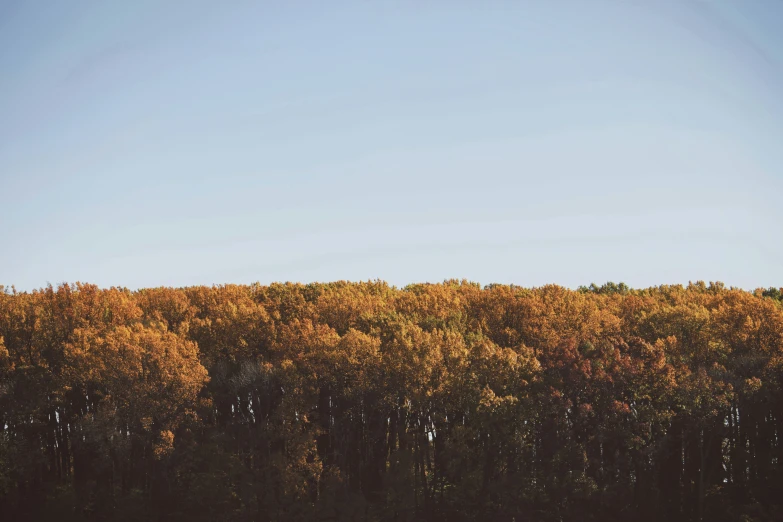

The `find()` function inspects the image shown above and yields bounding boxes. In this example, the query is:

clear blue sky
[1,0,782,291]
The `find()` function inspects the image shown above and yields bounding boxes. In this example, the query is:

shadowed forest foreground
[1,280,782,521]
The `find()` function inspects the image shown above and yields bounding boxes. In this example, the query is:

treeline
[1,280,782,521]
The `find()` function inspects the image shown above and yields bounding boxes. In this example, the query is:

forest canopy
[1,280,782,521]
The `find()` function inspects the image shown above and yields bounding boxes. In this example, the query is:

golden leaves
[153,430,175,459]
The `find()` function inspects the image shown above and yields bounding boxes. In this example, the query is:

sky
[1,0,782,291]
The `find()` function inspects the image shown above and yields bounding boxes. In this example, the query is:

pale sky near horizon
[1,0,782,291]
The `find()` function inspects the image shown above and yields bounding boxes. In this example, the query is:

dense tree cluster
[1,280,782,521]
